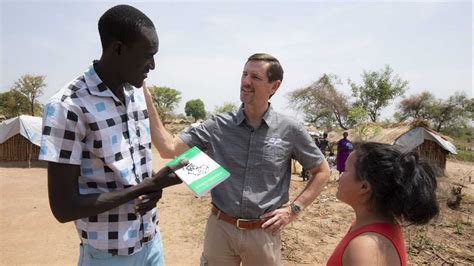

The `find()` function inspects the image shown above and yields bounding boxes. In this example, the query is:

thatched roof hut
[0,115,42,164]
[394,126,456,170]
[327,123,456,170]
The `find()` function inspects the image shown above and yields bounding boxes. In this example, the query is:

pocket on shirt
[262,143,287,167]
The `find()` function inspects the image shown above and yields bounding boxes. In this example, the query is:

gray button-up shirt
[180,104,323,219]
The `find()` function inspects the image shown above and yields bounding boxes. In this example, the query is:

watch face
[291,203,301,213]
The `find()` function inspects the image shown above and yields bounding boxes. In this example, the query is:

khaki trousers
[200,213,282,266]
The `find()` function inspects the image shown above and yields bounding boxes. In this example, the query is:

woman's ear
[359,180,373,198]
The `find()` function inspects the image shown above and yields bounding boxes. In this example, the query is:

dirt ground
[0,153,473,265]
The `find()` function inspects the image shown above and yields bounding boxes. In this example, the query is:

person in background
[336,131,353,174]
[327,142,439,266]
[318,132,330,157]
[301,132,319,181]
[313,132,321,148]
[327,152,336,169]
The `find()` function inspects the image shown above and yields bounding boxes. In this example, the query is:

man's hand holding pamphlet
[166,146,230,197]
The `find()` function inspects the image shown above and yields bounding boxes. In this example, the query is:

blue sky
[1,1,472,120]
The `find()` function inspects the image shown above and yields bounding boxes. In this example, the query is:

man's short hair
[98,5,155,49]
[247,53,284,82]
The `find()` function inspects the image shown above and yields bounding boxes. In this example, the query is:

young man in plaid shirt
[39,5,185,265]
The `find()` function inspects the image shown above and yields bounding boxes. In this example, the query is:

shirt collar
[235,104,246,125]
[235,102,276,128]
[83,62,135,99]
[262,103,276,127]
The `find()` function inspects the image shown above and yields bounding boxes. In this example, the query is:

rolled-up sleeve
[179,116,217,151]
[292,123,324,170]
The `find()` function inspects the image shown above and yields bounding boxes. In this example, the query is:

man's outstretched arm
[143,82,189,158]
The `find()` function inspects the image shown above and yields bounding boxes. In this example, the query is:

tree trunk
[336,117,348,130]
[436,122,443,132]
[338,122,348,130]
[333,112,348,130]
[30,98,35,116]
[370,110,377,122]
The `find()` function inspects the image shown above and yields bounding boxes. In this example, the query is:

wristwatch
[290,202,302,215]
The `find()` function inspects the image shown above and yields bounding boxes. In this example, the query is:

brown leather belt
[211,205,268,230]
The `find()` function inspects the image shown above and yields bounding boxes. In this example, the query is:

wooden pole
[28,142,32,168]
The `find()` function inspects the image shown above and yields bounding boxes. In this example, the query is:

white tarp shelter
[0,115,42,146]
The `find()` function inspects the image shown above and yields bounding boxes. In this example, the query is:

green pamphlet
[166,146,230,198]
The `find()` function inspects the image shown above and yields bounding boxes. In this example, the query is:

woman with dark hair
[327,142,439,266]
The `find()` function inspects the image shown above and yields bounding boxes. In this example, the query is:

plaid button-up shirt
[39,64,156,255]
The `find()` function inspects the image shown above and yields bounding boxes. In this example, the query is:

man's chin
[131,80,144,88]
[240,93,253,102]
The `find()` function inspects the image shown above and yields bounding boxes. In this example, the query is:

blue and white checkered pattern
[39,64,156,256]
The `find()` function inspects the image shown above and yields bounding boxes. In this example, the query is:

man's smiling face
[240,60,279,106]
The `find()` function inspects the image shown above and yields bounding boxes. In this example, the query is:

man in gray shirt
[144,53,330,265]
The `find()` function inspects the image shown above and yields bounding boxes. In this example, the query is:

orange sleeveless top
[327,223,407,266]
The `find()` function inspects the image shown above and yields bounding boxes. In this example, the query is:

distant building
[394,126,457,170]
[330,124,457,170]
[0,115,42,166]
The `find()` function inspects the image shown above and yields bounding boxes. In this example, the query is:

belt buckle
[236,218,251,230]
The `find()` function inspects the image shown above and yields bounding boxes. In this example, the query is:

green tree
[396,91,435,121]
[288,74,353,130]
[148,86,181,123]
[214,102,238,114]
[347,105,369,125]
[13,74,46,116]
[427,92,467,132]
[0,90,42,118]
[185,99,206,122]
[465,98,474,121]
[349,65,408,122]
